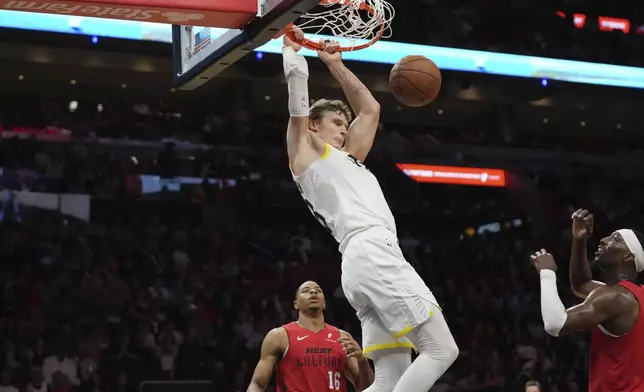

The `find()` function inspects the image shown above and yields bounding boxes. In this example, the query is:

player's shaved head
[294,281,326,312]
[295,281,322,299]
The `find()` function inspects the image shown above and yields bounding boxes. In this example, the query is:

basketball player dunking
[279,28,458,392]
[530,209,644,391]
[247,281,373,392]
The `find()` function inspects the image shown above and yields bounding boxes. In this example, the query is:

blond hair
[309,99,353,123]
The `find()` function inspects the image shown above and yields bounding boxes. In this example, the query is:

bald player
[530,208,644,392]
[247,281,374,392]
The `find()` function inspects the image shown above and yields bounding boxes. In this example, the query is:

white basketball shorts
[340,227,441,358]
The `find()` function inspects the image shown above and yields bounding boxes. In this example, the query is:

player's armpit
[559,287,630,336]
[247,327,287,392]
[571,280,605,300]
[287,120,327,175]
[286,117,311,159]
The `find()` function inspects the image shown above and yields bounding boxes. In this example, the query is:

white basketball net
[297,0,395,47]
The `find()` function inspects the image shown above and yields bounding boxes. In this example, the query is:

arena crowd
[3,99,642,392]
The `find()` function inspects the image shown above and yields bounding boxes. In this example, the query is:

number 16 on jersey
[327,371,341,390]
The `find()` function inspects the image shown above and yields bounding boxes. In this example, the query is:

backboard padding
[173,0,319,90]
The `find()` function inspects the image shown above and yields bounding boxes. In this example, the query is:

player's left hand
[339,335,365,361]
[530,248,558,273]
[282,25,303,52]
[317,39,342,64]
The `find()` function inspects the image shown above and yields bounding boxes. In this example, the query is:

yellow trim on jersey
[363,342,417,356]
[392,325,415,339]
[391,307,442,339]
[320,143,331,160]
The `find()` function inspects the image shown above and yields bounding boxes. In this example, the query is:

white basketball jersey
[293,143,397,249]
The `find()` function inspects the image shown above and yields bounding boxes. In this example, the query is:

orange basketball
[389,55,442,107]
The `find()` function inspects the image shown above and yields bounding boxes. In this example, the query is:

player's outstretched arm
[317,41,380,162]
[247,328,287,392]
[340,330,374,392]
[570,209,604,299]
[283,29,313,166]
[530,250,628,337]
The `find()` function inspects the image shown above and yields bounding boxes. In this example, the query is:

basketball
[389,55,442,107]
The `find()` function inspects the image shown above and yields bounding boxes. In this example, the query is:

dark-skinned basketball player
[247,281,374,392]
[530,208,644,392]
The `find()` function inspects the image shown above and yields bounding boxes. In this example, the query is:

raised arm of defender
[530,250,633,337]
[570,209,605,298]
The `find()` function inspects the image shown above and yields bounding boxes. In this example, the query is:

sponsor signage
[1,0,256,27]
[558,11,635,35]
[396,163,506,187]
[1,125,72,140]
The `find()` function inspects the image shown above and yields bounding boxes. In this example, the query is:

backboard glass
[172,0,319,90]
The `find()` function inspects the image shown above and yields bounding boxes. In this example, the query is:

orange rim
[284,0,385,52]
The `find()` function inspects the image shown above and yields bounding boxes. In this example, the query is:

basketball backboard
[172,0,319,90]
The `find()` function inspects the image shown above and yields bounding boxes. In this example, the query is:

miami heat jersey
[293,143,396,249]
[589,281,644,392]
[276,322,347,392]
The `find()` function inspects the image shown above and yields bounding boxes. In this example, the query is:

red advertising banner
[557,11,632,35]
[1,125,71,141]
[1,0,257,27]
[598,16,630,33]
[573,13,587,29]
[397,163,507,187]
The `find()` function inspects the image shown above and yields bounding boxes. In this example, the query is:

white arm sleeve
[282,46,310,117]
[539,270,568,337]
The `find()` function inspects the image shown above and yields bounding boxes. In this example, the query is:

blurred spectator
[3,87,644,392]
[0,369,18,392]
[25,370,46,392]
[43,350,78,387]
[525,380,542,392]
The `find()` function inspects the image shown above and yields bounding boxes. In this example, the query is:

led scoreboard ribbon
[3,11,644,89]
[396,163,507,187]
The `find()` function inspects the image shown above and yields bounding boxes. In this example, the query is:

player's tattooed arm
[247,328,287,392]
[317,41,380,162]
[340,330,374,392]
[558,286,633,336]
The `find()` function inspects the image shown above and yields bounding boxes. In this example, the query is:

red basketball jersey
[589,281,644,392]
[276,322,347,392]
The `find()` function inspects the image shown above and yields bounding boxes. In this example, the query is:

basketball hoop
[285,0,394,52]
